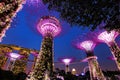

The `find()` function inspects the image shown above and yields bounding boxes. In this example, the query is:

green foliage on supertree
[110,43,120,69]
[32,35,54,80]
[12,49,30,74]
[42,0,120,31]
[0,46,12,68]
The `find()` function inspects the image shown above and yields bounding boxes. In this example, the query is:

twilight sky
[1,1,120,74]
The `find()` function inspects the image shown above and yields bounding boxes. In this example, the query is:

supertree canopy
[37,16,61,37]
[8,52,21,61]
[98,31,119,45]
[0,0,25,42]
[98,30,120,70]
[80,40,95,52]
[75,39,106,80]
[29,16,61,80]
[7,52,21,71]
[61,58,72,65]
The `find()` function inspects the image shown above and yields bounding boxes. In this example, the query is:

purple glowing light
[98,31,119,44]
[61,58,72,65]
[80,40,95,51]
[81,56,98,62]
[8,53,21,61]
[31,51,39,57]
[107,56,116,61]
[37,16,61,37]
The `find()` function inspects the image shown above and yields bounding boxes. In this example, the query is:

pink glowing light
[31,51,39,57]
[107,56,116,61]
[81,56,98,62]
[80,40,95,51]
[8,53,21,61]
[61,58,72,65]
[37,16,61,37]
[98,31,119,44]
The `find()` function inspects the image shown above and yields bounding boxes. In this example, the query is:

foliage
[31,35,54,79]
[0,0,24,41]
[42,0,120,31]
[0,68,120,80]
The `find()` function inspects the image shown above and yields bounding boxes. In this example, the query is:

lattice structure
[12,49,30,74]
[60,58,73,73]
[76,40,106,80]
[7,53,21,71]
[0,44,39,74]
[30,16,61,80]
[0,47,12,69]
[98,31,120,70]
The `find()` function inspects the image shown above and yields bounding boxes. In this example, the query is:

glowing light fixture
[80,40,95,51]
[37,16,61,37]
[62,58,72,65]
[98,31,119,45]
[9,53,21,61]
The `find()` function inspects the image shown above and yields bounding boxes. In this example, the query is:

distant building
[72,68,77,75]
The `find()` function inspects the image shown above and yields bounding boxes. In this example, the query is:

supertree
[6,52,21,71]
[29,16,61,80]
[0,46,12,69]
[60,58,73,73]
[12,49,30,74]
[75,40,106,80]
[98,31,120,70]
[0,0,25,41]
[29,52,38,72]
[0,44,39,72]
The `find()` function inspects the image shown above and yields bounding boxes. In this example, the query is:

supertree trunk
[0,0,24,41]
[65,64,70,73]
[87,51,106,80]
[109,41,120,70]
[0,55,7,69]
[31,34,53,80]
[12,49,30,74]
[31,56,37,71]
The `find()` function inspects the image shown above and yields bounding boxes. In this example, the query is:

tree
[42,0,120,31]
[0,0,24,41]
